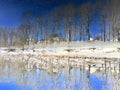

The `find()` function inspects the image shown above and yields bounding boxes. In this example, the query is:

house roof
[49,34,61,38]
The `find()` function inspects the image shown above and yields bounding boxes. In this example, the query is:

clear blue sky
[0,0,96,26]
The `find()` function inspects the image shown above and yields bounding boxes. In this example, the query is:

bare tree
[110,0,120,41]
[76,6,84,41]
[63,5,75,43]
[77,2,94,41]
[116,22,120,41]
[20,10,35,45]
[35,16,43,43]
[54,7,62,35]
[97,0,110,42]
[8,27,15,46]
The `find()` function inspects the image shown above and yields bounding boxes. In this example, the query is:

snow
[0,41,120,59]
[32,41,120,59]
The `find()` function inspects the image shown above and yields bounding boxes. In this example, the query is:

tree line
[0,0,120,48]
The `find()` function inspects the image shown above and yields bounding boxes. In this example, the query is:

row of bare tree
[0,0,120,48]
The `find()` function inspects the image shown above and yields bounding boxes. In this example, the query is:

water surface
[0,60,119,90]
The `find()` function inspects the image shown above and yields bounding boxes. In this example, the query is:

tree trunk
[103,19,106,42]
[67,19,71,43]
[108,24,111,41]
[112,25,115,42]
[73,21,77,41]
[86,27,90,41]
[86,18,90,41]
[117,30,120,41]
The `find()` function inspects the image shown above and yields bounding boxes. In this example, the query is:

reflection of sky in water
[0,62,119,90]
[0,82,31,90]
[90,75,103,90]
[0,68,103,90]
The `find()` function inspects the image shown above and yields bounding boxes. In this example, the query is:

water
[0,60,119,90]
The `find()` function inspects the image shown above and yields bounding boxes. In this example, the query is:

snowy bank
[1,41,120,59]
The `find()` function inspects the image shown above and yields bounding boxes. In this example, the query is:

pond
[0,60,119,90]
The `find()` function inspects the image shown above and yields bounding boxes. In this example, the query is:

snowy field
[36,41,120,59]
[0,41,120,59]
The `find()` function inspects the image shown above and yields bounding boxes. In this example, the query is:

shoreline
[1,41,120,59]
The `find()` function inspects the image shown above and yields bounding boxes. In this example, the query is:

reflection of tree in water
[94,70,120,90]
[0,60,40,89]
[0,59,120,89]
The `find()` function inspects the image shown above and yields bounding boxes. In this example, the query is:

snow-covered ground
[34,41,120,59]
[0,41,120,59]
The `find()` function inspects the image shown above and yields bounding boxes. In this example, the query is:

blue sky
[0,0,97,26]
